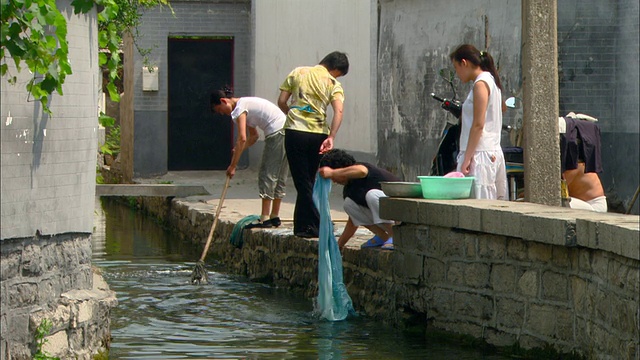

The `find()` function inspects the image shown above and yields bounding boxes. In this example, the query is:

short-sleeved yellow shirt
[279,65,344,135]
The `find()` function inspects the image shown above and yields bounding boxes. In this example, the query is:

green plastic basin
[417,176,475,199]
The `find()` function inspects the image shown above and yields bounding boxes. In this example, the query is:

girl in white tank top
[450,44,508,200]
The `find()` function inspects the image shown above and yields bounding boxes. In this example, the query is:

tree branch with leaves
[1,0,170,115]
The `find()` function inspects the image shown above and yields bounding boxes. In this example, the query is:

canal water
[93,198,508,359]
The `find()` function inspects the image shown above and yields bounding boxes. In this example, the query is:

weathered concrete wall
[1,235,117,359]
[133,0,252,176]
[136,194,639,359]
[377,0,522,179]
[252,0,378,156]
[1,0,100,239]
[376,0,639,212]
[557,0,640,213]
[521,0,561,206]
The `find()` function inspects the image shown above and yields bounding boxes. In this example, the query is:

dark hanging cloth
[560,117,603,174]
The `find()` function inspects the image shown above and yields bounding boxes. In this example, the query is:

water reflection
[94,198,507,359]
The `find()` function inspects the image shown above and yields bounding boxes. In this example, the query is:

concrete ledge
[380,198,640,260]
[96,184,210,197]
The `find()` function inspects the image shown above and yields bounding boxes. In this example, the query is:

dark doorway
[168,36,233,170]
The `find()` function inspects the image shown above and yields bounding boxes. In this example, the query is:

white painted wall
[1,0,99,239]
[251,0,377,155]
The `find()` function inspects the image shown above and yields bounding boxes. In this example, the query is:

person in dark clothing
[318,149,400,250]
[560,116,607,212]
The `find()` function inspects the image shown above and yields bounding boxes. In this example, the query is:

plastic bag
[313,174,356,321]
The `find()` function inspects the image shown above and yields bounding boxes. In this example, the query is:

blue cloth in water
[313,174,356,321]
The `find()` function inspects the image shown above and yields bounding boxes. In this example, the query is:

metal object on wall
[142,66,159,91]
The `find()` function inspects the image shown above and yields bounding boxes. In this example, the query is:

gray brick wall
[130,0,251,176]
[558,0,639,211]
[0,0,99,240]
[558,0,618,130]
[133,1,251,111]
[614,0,639,133]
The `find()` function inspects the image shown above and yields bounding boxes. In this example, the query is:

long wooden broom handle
[199,175,231,262]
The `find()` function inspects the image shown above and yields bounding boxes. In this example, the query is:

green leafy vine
[1,0,170,114]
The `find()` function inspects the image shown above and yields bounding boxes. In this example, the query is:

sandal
[360,235,385,248]
[244,216,282,229]
[244,220,269,229]
[263,217,281,228]
[381,238,394,250]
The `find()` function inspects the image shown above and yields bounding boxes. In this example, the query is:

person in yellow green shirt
[277,51,349,238]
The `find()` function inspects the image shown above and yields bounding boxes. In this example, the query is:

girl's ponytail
[210,85,234,108]
[479,51,503,91]
[222,85,234,98]
[450,44,503,91]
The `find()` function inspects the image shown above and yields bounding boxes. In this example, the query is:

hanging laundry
[313,174,356,321]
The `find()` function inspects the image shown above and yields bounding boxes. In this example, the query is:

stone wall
[1,235,117,359]
[382,198,639,359]
[0,0,118,358]
[137,195,639,359]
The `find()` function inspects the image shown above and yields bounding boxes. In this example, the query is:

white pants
[457,150,508,200]
[569,196,608,213]
[343,189,394,226]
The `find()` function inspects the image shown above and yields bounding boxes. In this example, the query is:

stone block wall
[136,195,639,359]
[1,235,117,359]
[383,198,639,359]
[390,224,638,357]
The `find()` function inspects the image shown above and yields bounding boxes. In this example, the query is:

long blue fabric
[313,174,355,321]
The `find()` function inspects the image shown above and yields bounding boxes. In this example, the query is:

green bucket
[417,176,475,199]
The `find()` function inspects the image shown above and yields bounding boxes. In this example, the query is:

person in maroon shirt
[318,149,400,250]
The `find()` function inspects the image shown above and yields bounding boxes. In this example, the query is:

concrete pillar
[120,32,134,183]
[521,0,561,206]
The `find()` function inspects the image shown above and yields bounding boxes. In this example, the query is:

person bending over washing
[560,116,607,213]
[564,163,607,212]
[318,149,399,250]
[211,88,288,227]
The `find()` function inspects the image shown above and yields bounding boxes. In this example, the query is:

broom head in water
[190,260,209,285]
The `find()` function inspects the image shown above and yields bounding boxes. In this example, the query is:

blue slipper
[381,238,394,250]
[361,235,385,248]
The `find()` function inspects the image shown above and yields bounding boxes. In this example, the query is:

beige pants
[258,130,288,199]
